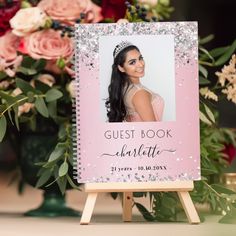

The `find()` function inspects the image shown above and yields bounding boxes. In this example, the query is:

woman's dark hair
[105,45,140,122]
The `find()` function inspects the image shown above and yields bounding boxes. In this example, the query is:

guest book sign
[74,22,200,183]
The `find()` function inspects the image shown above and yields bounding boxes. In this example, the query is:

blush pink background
[76,51,200,183]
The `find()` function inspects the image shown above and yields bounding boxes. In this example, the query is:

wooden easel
[80,181,200,224]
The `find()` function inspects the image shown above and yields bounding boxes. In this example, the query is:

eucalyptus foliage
[0,56,78,193]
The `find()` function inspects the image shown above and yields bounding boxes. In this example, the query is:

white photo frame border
[99,34,176,122]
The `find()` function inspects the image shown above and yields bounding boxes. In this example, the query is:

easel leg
[80,193,98,225]
[122,192,133,222]
[177,191,200,224]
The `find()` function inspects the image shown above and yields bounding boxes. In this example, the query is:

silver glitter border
[75,22,198,71]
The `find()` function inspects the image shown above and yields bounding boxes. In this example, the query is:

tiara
[113,41,132,59]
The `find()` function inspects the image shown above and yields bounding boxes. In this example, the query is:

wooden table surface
[0,172,236,236]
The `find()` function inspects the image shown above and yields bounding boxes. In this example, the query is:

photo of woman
[105,41,164,122]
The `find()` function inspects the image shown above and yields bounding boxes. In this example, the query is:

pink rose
[24,29,73,61]
[10,7,48,36]
[0,31,22,77]
[38,0,103,25]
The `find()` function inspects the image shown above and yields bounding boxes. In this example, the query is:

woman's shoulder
[125,83,152,100]
[126,83,147,94]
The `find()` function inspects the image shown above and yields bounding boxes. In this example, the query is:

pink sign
[74,22,200,183]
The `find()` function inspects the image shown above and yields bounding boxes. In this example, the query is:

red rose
[223,143,236,164]
[101,0,128,22]
[0,0,21,36]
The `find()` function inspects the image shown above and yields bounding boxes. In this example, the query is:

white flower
[10,7,48,36]
[222,85,236,104]
[216,54,236,104]
[67,80,76,98]
[138,0,158,7]
[38,74,55,87]
[200,87,218,101]
[0,80,11,90]
[117,19,129,23]
[12,88,34,116]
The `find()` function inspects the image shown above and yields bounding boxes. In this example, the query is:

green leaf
[29,115,36,131]
[68,154,74,166]
[43,160,59,168]
[48,101,57,118]
[199,76,211,85]
[199,34,214,45]
[201,168,218,175]
[158,205,174,218]
[35,97,49,117]
[0,115,7,142]
[0,104,6,113]
[7,108,14,125]
[16,78,36,94]
[222,129,236,146]
[0,71,7,80]
[162,196,177,208]
[21,56,35,68]
[0,90,16,103]
[53,165,59,178]
[209,46,230,58]
[57,176,67,195]
[48,146,65,162]
[59,161,68,177]
[58,125,66,139]
[33,59,46,71]
[27,91,35,103]
[199,65,208,78]
[35,169,52,188]
[66,175,80,190]
[215,40,236,66]
[17,66,37,75]
[209,192,217,211]
[13,105,20,131]
[34,80,51,93]
[45,89,63,102]
[199,111,212,125]
[211,184,236,195]
[204,104,215,123]
[14,94,27,106]
[135,202,155,221]
[199,47,215,63]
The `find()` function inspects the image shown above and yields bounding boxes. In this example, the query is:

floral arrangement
[0,0,236,223]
